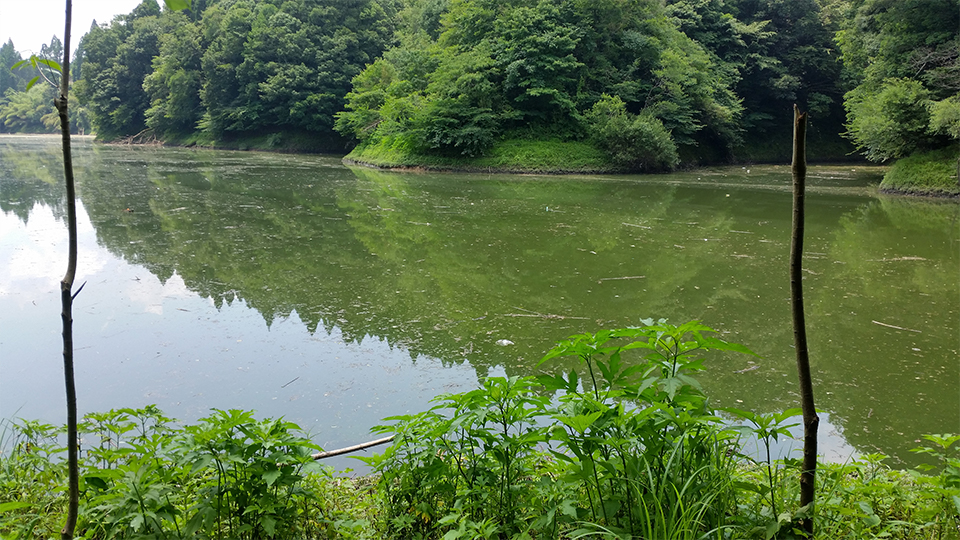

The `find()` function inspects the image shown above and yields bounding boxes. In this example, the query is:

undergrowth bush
[0,406,341,540]
[2,320,959,539]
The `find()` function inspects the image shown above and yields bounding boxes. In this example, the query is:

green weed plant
[2,322,958,539]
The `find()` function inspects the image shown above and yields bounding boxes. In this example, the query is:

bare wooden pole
[790,104,818,537]
[56,2,79,539]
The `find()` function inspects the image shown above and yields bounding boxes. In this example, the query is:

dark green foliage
[731,0,844,132]
[144,12,203,136]
[76,0,165,140]
[69,0,397,142]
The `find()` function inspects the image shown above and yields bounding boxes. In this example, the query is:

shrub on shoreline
[3,323,959,539]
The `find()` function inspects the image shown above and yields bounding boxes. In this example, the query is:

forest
[0,0,958,176]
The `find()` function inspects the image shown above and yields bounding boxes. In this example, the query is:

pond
[1,134,957,470]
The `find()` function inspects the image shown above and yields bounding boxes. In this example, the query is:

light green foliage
[368,320,753,538]
[880,145,960,196]
[338,0,741,170]
[0,406,347,540]
[584,95,679,172]
[725,408,803,537]
[0,86,57,133]
[0,419,67,537]
[0,35,91,134]
[2,392,959,538]
[838,0,959,161]
[368,376,551,538]
[844,78,935,161]
[928,95,960,140]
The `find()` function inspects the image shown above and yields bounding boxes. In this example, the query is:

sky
[0,0,143,56]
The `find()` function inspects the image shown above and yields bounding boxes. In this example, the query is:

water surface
[1,135,957,468]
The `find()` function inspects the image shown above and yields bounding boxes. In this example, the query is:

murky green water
[1,135,957,468]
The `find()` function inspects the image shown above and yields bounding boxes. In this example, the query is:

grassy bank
[140,128,960,199]
[344,137,618,174]
[880,145,960,197]
[3,323,959,540]
[345,128,861,173]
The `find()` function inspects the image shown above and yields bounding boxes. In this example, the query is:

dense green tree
[0,85,57,133]
[337,0,742,167]
[34,0,953,165]
[838,0,959,161]
[144,12,203,135]
[0,35,89,134]
[76,0,165,139]
[730,0,843,133]
[584,94,679,171]
[198,0,398,139]
[0,40,24,97]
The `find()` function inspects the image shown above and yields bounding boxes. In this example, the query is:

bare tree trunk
[55,1,79,539]
[790,104,818,537]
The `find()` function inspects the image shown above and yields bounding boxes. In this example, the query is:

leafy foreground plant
[0,406,360,540]
[368,320,755,539]
[2,323,959,539]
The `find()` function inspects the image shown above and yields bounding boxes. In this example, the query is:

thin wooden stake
[56,2,79,539]
[790,104,818,537]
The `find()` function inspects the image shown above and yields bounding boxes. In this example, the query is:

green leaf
[555,411,602,434]
[25,76,39,91]
[262,468,282,487]
[35,58,61,73]
[163,0,191,10]
[262,515,277,536]
[184,511,204,536]
[0,501,32,512]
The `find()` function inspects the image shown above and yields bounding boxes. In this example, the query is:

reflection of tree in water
[0,136,69,223]
[37,141,956,466]
[810,196,960,465]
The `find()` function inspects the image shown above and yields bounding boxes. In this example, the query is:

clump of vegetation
[0,406,346,539]
[346,136,615,173]
[880,145,960,197]
[3,322,959,539]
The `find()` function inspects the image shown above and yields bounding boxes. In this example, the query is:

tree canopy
[2,0,957,168]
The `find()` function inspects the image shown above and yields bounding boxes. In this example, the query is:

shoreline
[5,133,955,198]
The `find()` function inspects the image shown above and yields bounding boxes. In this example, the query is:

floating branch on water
[312,435,395,460]
[504,307,588,320]
[872,320,922,333]
[598,276,645,282]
